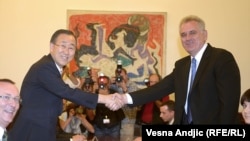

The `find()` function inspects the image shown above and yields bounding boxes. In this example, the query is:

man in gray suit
[114,15,241,125]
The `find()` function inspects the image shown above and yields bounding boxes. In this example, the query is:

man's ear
[50,43,54,52]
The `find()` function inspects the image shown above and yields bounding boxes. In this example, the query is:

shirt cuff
[125,93,133,104]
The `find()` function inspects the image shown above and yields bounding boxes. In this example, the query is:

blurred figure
[62,65,81,89]
[110,68,139,141]
[0,79,20,141]
[62,65,82,107]
[133,99,175,141]
[59,103,94,135]
[137,74,168,126]
[80,67,99,133]
[240,89,250,124]
[57,103,89,141]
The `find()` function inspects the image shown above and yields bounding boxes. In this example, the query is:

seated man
[159,100,175,125]
[133,100,175,141]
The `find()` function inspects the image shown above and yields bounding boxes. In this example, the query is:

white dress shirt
[0,126,5,140]
[184,43,208,113]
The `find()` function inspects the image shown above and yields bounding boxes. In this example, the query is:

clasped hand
[105,93,127,111]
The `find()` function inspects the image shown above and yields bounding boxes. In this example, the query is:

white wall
[0,0,249,111]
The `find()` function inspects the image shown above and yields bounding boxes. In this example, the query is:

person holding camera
[93,74,125,141]
[110,67,140,141]
[58,103,94,136]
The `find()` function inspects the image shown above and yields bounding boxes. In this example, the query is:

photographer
[81,67,100,93]
[58,103,94,135]
[93,74,125,141]
[110,67,140,140]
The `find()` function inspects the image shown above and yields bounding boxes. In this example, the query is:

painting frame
[67,10,167,88]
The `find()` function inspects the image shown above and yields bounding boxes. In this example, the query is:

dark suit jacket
[8,54,98,141]
[129,43,241,124]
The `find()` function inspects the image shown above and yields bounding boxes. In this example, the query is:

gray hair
[179,15,206,31]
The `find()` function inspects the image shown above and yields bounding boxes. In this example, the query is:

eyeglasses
[0,95,22,104]
[54,43,76,51]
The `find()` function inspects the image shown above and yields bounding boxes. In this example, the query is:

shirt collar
[0,126,5,139]
[169,118,175,125]
[55,63,63,75]
[191,43,208,66]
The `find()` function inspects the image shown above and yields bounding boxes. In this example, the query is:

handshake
[99,93,128,111]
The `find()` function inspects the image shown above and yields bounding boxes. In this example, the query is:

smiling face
[242,101,250,124]
[0,81,20,128]
[180,20,207,57]
[50,33,76,68]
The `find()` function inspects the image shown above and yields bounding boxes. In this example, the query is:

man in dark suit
[114,15,241,124]
[8,29,119,141]
[0,79,20,141]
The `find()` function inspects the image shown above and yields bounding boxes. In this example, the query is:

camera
[144,78,150,87]
[115,60,123,83]
[75,106,84,115]
[98,73,108,89]
[82,67,94,92]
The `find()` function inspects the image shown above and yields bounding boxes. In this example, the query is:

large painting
[67,10,167,88]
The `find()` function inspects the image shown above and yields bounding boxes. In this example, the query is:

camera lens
[144,78,150,86]
[99,83,105,89]
[116,75,123,82]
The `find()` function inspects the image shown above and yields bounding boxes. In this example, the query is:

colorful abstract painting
[67,10,167,88]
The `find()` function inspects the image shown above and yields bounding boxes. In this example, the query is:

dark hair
[240,89,250,105]
[50,29,76,44]
[161,100,175,111]
[66,103,78,115]
[149,73,162,81]
[0,78,15,84]
[121,68,127,75]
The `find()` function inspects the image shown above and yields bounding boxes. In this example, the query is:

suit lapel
[192,44,212,88]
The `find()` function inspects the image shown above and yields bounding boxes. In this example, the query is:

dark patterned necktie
[2,130,7,141]
[187,58,196,124]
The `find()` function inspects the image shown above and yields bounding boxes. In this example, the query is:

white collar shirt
[185,43,208,112]
[55,63,63,75]
[0,126,5,140]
